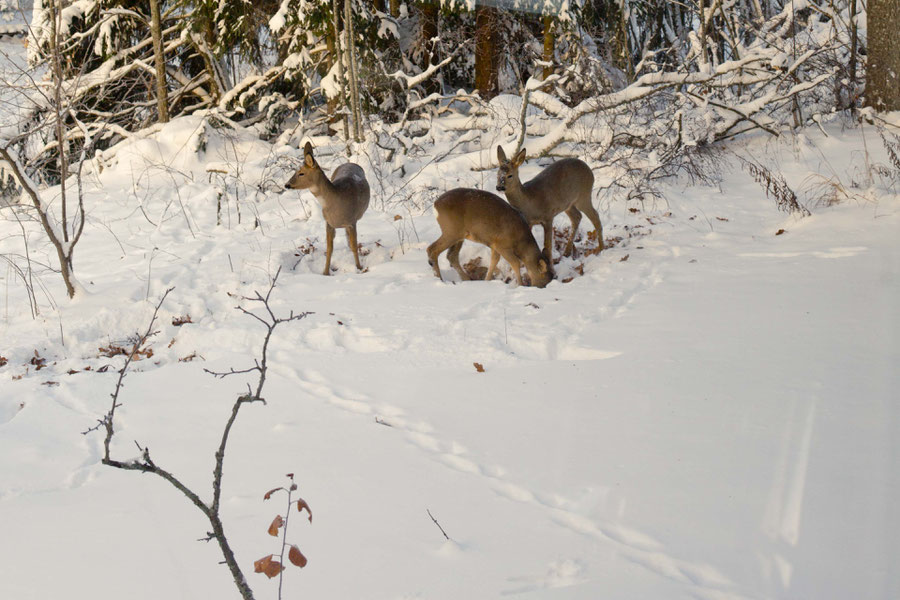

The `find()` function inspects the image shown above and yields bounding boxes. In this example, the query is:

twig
[426,509,450,541]
[87,269,310,600]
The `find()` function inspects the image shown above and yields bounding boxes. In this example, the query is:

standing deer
[285,142,370,275]
[496,146,603,261]
[427,188,552,288]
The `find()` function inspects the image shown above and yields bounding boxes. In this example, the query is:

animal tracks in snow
[289,365,744,599]
[738,246,867,259]
[503,558,586,595]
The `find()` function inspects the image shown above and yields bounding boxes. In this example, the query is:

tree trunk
[542,16,555,80]
[420,0,440,94]
[390,0,399,18]
[331,0,350,139]
[344,0,363,142]
[618,0,633,81]
[475,6,499,100]
[866,0,900,111]
[149,0,169,123]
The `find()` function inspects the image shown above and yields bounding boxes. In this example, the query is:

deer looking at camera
[285,142,370,275]
[496,146,603,261]
[427,188,552,288]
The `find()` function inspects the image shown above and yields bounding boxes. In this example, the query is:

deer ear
[304,153,315,168]
[513,148,527,167]
[303,141,314,157]
[497,145,507,163]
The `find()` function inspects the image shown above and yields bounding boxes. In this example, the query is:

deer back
[517,158,593,222]
[319,163,370,227]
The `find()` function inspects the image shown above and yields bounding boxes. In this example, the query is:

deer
[426,188,552,288]
[496,146,603,262]
[285,142,370,275]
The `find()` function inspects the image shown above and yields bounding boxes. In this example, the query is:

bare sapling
[285,142,370,275]
[427,188,551,288]
[496,146,602,261]
[85,269,311,600]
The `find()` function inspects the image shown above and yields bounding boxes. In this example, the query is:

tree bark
[866,0,900,111]
[331,0,350,139]
[475,6,499,100]
[149,0,169,123]
[345,0,363,141]
[420,0,440,94]
[542,15,555,80]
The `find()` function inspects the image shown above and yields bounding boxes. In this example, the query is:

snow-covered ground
[1,41,898,600]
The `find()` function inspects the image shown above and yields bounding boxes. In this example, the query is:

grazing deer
[427,188,552,288]
[496,146,602,261]
[285,142,370,275]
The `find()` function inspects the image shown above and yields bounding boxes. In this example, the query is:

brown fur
[285,142,370,275]
[426,189,551,288]
[496,146,603,260]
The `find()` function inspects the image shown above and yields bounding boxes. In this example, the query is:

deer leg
[564,207,582,258]
[540,220,554,263]
[323,223,335,275]
[499,250,524,286]
[446,241,470,280]
[426,235,456,281]
[347,224,362,270]
[577,199,604,251]
[485,248,501,281]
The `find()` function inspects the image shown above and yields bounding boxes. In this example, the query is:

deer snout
[496,182,505,192]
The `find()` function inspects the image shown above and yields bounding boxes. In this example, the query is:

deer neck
[505,175,527,208]
[307,170,337,207]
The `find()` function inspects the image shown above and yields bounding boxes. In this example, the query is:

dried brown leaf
[254,554,273,573]
[0,356,7,367]
[775,229,786,236]
[254,555,284,578]
[265,560,283,578]
[473,362,485,373]
[263,487,281,501]
[267,515,284,536]
[296,497,312,522]
[288,545,308,568]
[98,345,127,358]
[30,351,47,370]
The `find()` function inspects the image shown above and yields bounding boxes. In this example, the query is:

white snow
[1,43,898,600]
